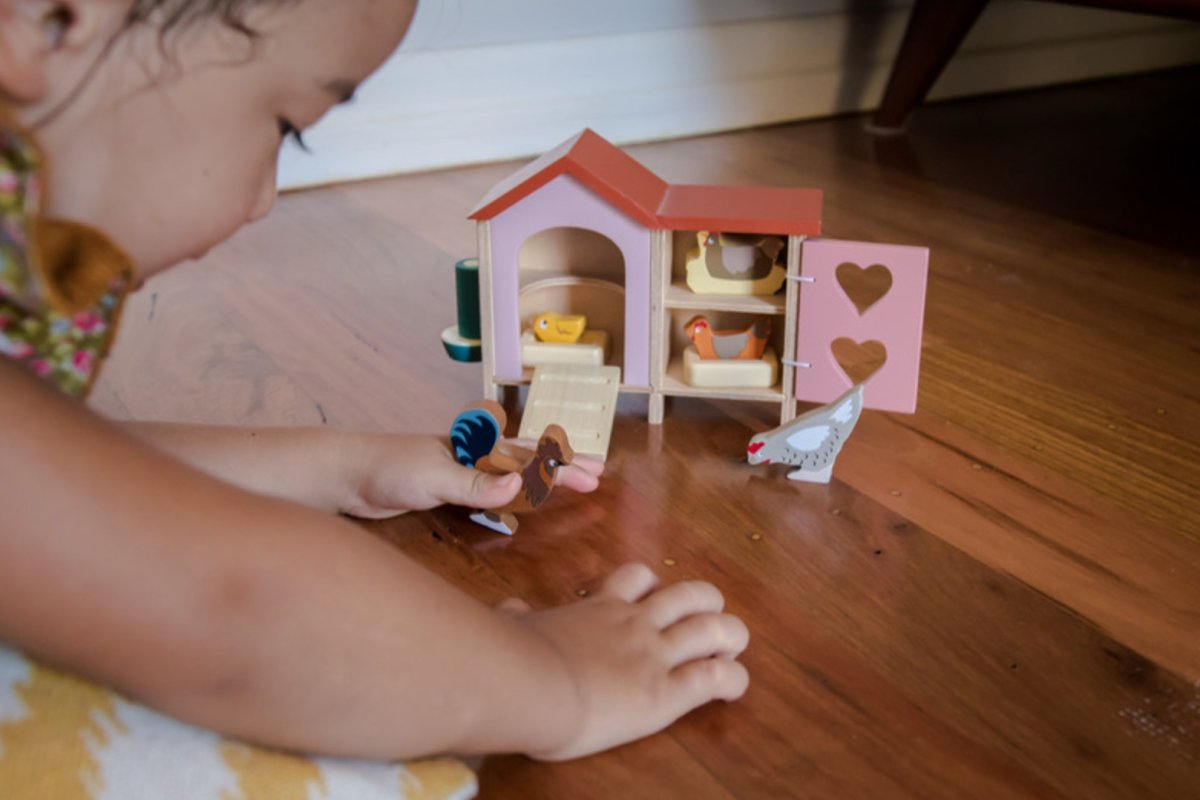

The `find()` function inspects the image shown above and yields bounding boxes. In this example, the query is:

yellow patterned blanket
[0,645,477,800]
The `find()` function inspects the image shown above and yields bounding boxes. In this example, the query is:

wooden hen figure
[685,315,771,360]
[450,400,574,535]
[746,384,864,483]
[697,231,785,281]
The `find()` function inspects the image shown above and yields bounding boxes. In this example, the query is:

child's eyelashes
[277,119,311,153]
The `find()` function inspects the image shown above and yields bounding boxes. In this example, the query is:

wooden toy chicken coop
[468,129,928,426]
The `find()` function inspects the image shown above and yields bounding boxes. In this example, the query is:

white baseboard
[278,2,1200,189]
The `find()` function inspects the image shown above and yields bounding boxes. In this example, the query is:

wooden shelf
[660,358,785,401]
[494,369,649,394]
[664,281,786,315]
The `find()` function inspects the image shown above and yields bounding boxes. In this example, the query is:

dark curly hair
[33,1,300,128]
[123,0,300,38]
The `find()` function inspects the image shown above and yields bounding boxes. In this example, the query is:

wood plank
[664,282,787,314]
[518,365,621,459]
[376,397,1199,797]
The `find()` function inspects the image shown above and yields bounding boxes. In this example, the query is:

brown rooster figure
[469,424,574,535]
[684,315,771,360]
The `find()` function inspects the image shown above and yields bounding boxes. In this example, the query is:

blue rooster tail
[450,406,503,467]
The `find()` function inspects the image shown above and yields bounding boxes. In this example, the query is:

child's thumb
[462,470,522,509]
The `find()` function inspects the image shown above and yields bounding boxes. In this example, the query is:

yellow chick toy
[532,311,588,344]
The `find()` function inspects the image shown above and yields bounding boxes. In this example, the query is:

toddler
[0,0,749,796]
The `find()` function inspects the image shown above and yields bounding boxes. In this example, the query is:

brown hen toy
[684,315,771,360]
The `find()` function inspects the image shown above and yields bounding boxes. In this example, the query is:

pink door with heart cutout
[795,238,929,413]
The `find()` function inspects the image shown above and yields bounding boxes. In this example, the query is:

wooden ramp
[518,365,621,460]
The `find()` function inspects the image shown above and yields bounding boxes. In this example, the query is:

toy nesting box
[468,129,929,425]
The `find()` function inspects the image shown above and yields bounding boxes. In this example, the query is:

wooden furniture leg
[867,0,991,134]
[869,0,1200,134]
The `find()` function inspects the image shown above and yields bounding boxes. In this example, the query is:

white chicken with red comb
[746,384,864,483]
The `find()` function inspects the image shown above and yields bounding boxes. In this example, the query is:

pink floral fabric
[0,125,128,398]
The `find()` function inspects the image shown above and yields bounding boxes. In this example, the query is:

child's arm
[2,360,748,760]
[118,422,602,518]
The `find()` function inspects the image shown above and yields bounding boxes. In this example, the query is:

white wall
[278,0,1200,188]
[400,0,858,49]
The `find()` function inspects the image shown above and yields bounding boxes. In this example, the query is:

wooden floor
[92,67,1200,798]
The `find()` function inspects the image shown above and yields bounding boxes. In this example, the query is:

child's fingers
[670,656,750,707]
[568,454,605,478]
[508,440,605,479]
[445,469,521,509]
[554,463,601,494]
[495,597,532,616]
[641,581,725,629]
[598,563,660,602]
[661,613,750,665]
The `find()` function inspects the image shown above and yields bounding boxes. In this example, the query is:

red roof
[470,129,822,236]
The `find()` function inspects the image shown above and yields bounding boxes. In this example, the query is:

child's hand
[344,434,604,519]
[503,563,750,761]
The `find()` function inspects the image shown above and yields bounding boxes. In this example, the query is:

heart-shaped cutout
[836,262,893,315]
[831,338,887,384]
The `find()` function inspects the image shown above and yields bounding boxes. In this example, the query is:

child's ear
[0,1,64,102]
[0,0,116,104]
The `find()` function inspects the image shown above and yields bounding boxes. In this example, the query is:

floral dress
[0,126,129,397]
[0,124,477,800]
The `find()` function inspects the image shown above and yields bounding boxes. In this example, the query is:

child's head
[1,0,416,276]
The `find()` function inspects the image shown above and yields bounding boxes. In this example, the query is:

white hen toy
[746,384,864,483]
